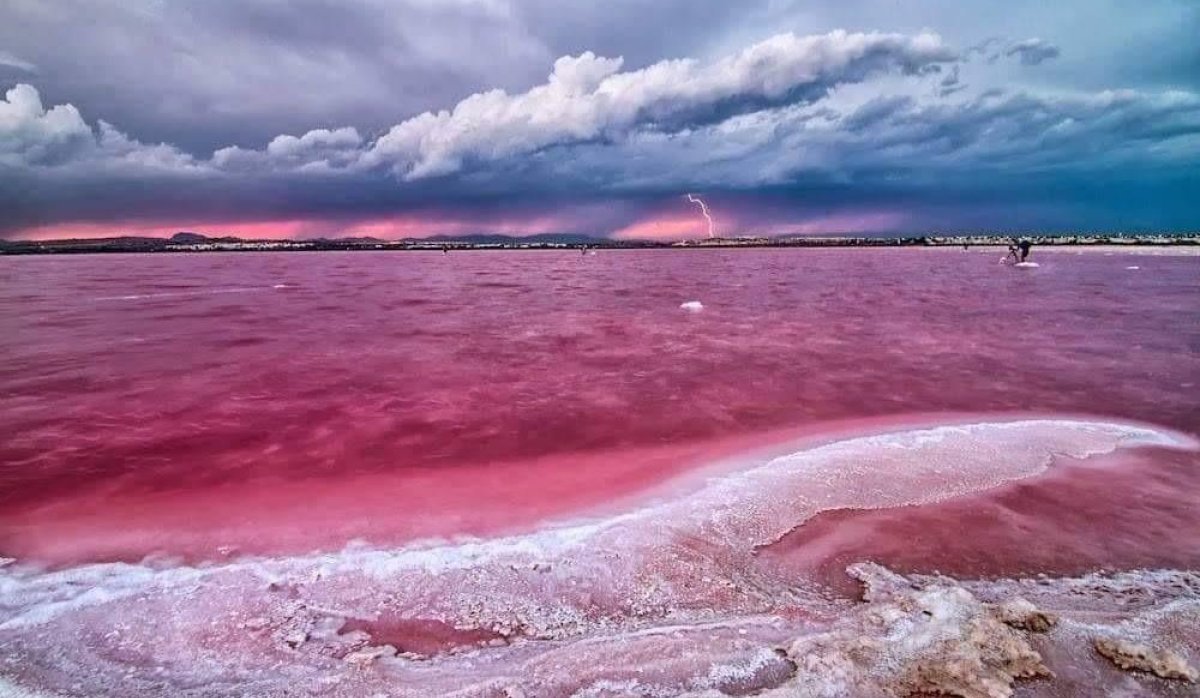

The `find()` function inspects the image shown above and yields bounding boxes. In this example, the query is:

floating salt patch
[680,301,704,312]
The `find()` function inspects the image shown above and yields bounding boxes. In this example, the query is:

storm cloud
[1,0,1198,238]
[1005,39,1061,66]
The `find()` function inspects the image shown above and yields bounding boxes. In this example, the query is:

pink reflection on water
[762,446,1200,596]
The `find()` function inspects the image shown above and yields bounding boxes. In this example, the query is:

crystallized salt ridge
[7,419,1189,626]
[0,419,1196,697]
[2,420,1193,626]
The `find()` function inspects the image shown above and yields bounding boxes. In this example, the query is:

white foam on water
[0,677,53,698]
[0,418,1195,696]
[94,286,285,301]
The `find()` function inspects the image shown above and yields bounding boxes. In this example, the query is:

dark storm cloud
[0,28,961,233]
[4,74,1197,236]
[4,0,1198,148]
[0,0,783,155]
[936,66,967,97]
[1,28,959,176]
[0,0,555,153]
[1,0,1199,237]
[1005,39,1061,66]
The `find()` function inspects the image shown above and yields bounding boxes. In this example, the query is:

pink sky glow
[11,208,907,241]
[614,209,907,240]
[12,214,573,242]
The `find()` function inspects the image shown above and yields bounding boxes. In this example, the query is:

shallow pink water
[0,248,1197,569]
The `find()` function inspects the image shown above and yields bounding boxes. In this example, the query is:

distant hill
[170,231,243,244]
[170,231,210,244]
[4,236,166,248]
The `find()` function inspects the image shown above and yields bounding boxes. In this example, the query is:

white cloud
[0,50,36,73]
[0,83,197,171]
[96,120,198,172]
[0,83,93,165]
[364,30,957,178]
[213,127,364,172]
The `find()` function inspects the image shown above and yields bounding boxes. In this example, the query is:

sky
[1,0,1198,240]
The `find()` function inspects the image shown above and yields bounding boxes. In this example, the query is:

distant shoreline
[2,233,1197,256]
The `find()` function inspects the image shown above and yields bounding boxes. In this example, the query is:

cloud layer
[366,30,955,178]
[1005,39,1061,66]
[1,1,1198,239]
[139,30,954,180]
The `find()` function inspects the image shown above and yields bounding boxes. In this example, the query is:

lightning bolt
[685,193,716,239]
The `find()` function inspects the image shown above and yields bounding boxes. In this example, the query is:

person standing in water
[1004,241,1020,264]
[1002,238,1033,264]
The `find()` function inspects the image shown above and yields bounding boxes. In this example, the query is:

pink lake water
[0,248,1197,697]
